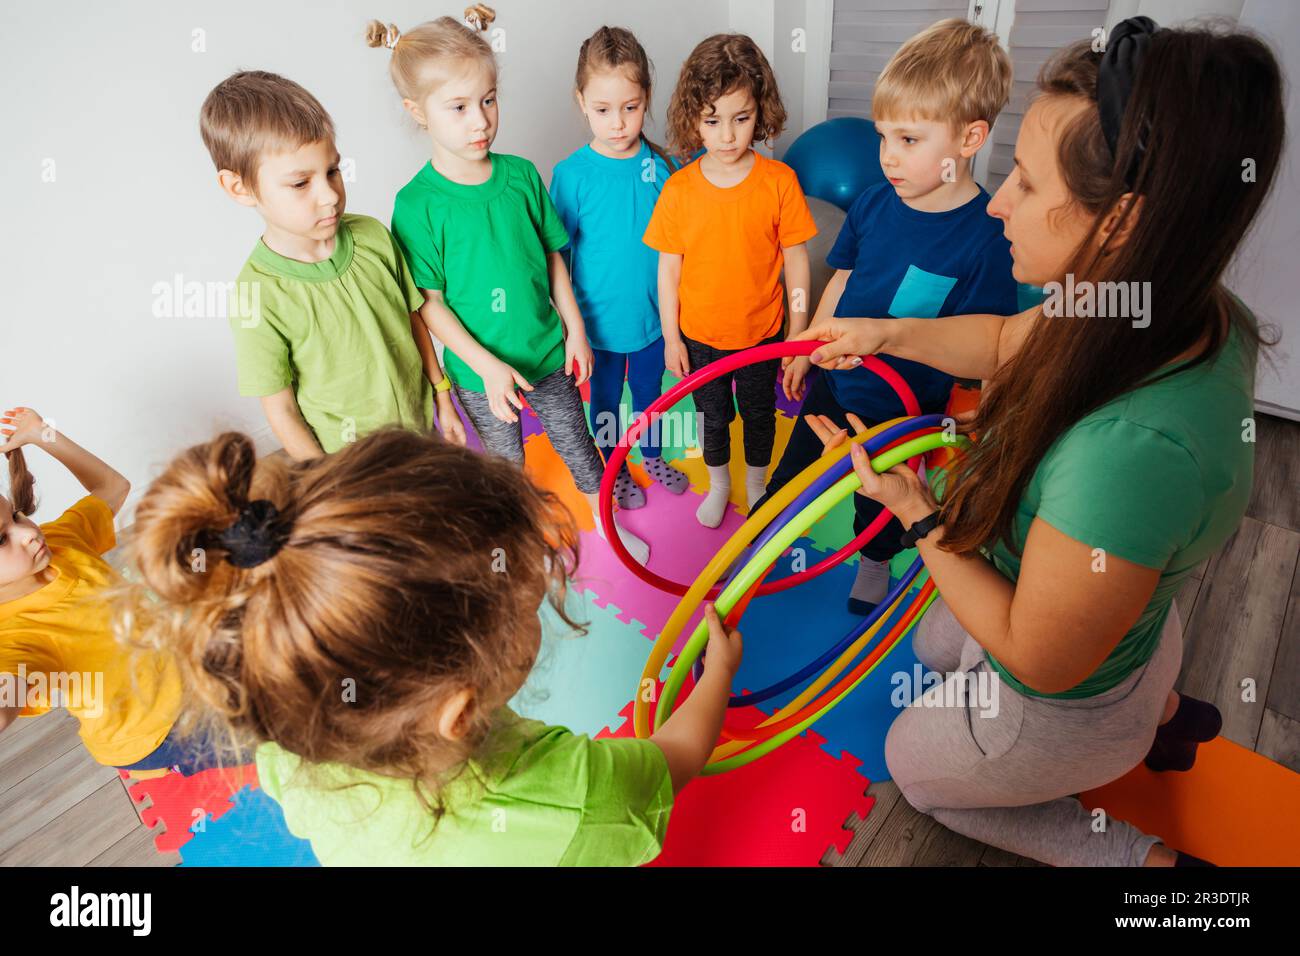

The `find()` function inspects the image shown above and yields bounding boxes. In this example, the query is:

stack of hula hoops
[598,340,969,773]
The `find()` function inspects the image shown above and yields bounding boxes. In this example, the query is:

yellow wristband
[435,374,453,393]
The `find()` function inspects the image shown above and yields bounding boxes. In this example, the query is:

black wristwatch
[899,510,942,549]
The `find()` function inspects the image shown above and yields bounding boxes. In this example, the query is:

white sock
[745,464,769,510]
[696,464,732,529]
[596,515,650,564]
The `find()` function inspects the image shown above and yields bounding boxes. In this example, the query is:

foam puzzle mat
[1080,736,1300,867]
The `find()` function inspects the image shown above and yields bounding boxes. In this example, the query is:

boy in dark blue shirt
[761,19,1020,613]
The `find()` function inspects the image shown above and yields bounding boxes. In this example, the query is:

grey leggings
[884,597,1183,867]
[454,366,605,494]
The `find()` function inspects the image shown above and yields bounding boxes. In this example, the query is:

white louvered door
[826,0,973,121]
[823,0,1116,191]
[986,0,1113,192]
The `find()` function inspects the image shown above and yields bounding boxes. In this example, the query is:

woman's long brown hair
[940,24,1283,556]
[116,427,581,817]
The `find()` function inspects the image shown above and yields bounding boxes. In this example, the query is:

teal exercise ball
[783,117,885,211]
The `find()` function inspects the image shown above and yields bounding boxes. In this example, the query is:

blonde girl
[372,8,650,562]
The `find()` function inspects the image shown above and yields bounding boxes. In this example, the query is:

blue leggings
[589,338,667,460]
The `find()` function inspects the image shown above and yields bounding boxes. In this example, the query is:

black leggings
[750,367,920,563]
[683,332,782,468]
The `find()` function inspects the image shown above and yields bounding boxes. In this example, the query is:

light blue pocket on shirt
[888,265,958,319]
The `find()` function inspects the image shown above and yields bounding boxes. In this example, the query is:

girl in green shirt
[117,426,742,865]
[374,10,652,564]
[793,19,1283,866]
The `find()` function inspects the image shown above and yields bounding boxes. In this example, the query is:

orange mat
[1080,736,1300,866]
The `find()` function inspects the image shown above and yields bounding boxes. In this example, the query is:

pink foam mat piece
[574,480,750,651]
[597,698,872,866]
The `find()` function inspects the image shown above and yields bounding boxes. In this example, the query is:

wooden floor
[3,416,1297,868]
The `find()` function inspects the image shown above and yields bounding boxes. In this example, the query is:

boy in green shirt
[199,69,465,456]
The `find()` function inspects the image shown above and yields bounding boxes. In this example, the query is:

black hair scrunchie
[211,499,289,569]
[1097,15,1160,190]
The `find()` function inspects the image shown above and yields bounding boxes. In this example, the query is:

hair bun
[125,431,270,604]
[365,19,401,49]
[463,4,495,32]
[209,499,290,569]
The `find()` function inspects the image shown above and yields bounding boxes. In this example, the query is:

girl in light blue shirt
[550,26,689,509]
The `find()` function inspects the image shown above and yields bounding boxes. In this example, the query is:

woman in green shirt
[793,20,1283,866]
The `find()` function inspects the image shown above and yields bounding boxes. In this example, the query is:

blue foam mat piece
[722,536,930,782]
[509,587,653,738]
[179,786,318,867]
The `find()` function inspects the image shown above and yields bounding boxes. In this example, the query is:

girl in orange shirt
[644,34,816,528]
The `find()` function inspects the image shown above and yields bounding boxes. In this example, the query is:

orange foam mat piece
[521,427,654,533]
[1080,736,1300,866]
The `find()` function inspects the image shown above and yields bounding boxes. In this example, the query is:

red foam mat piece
[598,698,872,866]
[123,764,259,855]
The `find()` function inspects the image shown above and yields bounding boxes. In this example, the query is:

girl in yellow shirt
[0,407,186,771]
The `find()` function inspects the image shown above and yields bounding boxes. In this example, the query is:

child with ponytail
[548,25,689,510]
[119,426,742,865]
[373,7,651,562]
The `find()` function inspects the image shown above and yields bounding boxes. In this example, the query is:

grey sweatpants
[455,366,605,494]
[884,596,1183,866]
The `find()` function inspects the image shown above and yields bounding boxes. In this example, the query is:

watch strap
[899,509,942,549]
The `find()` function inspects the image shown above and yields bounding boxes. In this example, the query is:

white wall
[0,0,731,523]
[1114,0,1298,417]
[1230,0,1300,419]
[772,0,835,159]
[1108,0,1245,28]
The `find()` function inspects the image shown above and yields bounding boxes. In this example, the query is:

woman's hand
[480,359,533,424]
[786,317,893,371]
[565,333,594,387]
[807,412,938,527]
[665,337,691,379]
[950,407,978,433]
[804,412,859,458]
[436,393,468,446]
[0,407,48,453]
